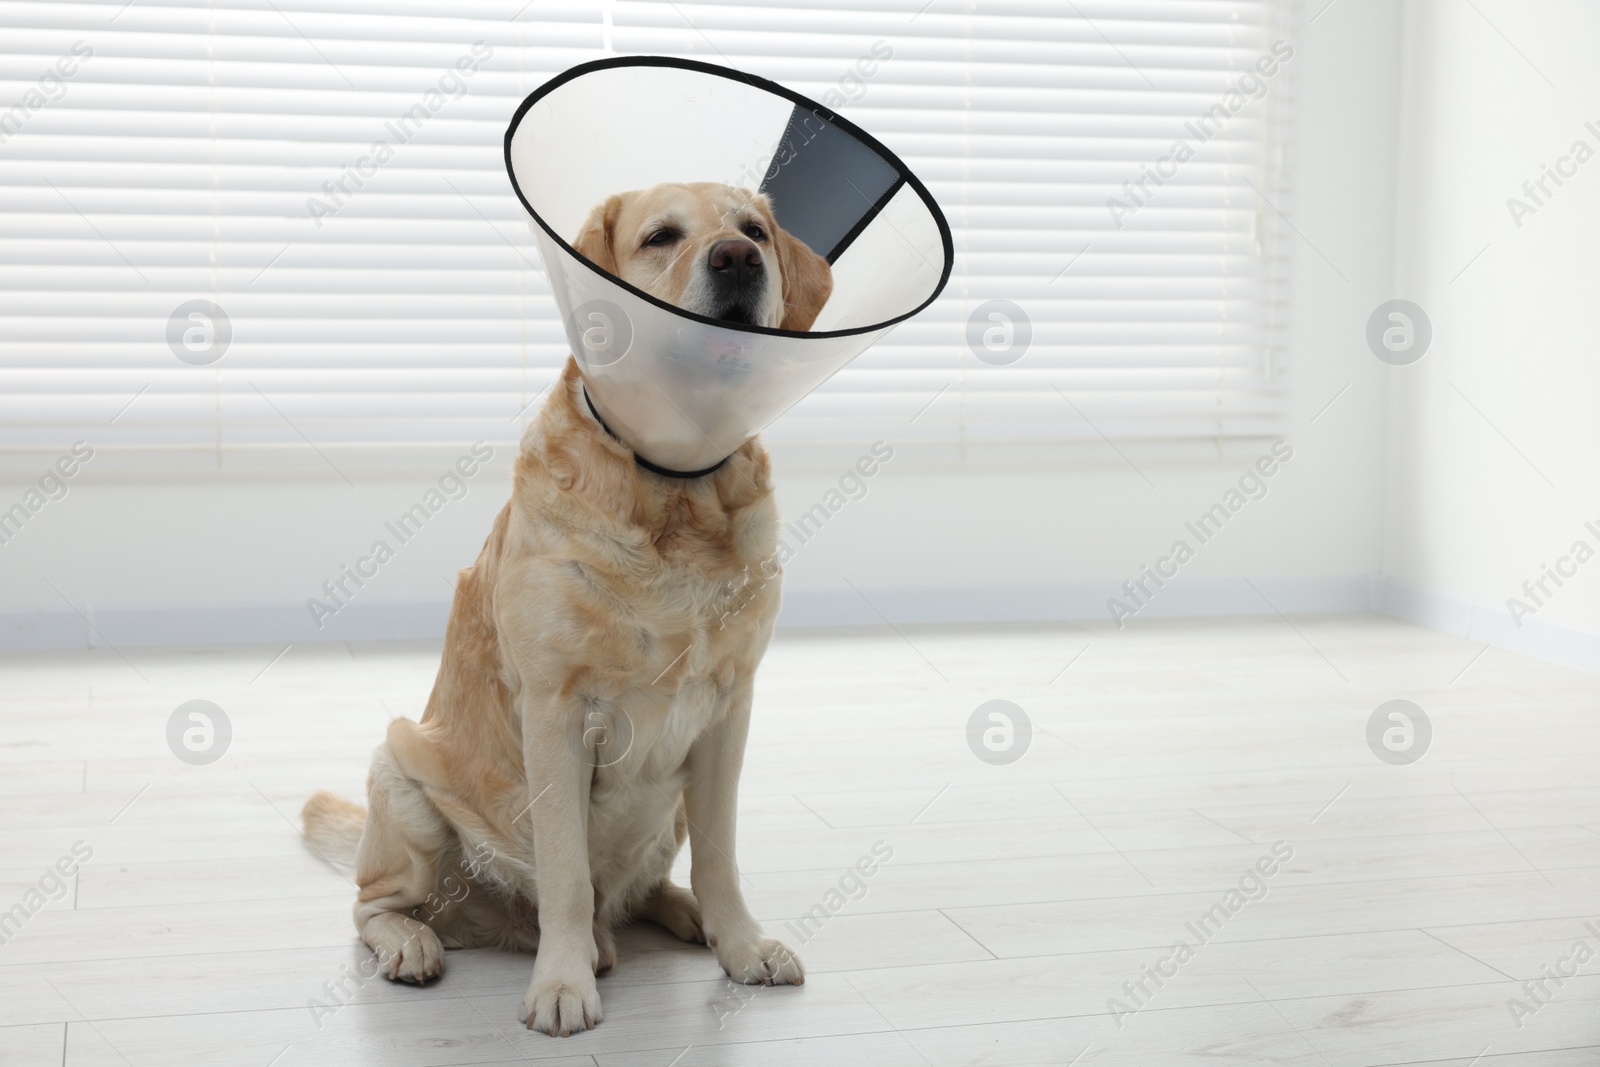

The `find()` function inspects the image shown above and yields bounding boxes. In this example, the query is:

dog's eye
[642,229,679,248]
[743,223,766,241]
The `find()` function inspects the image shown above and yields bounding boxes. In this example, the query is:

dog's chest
[585,643,732,857]
[592,489,778,674]
[538,473,779,767]
[589,549,774,787]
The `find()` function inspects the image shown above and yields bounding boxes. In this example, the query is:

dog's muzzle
[704,239,766,327]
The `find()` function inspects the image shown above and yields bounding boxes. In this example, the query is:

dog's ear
[774,226,833,332]
[573,195,623,275]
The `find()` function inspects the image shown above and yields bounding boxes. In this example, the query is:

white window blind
[0,0,1295,472]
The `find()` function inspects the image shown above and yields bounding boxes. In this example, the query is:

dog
[302,181,832,1035]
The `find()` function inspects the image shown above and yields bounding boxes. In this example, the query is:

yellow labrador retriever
[302,182,831,1035]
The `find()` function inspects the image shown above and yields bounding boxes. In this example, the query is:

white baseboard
[775,576,1381,627]
[4,575,1594,678]
[1377,577,1600,677]
[0,600,452,651]
[0,576,1375,650]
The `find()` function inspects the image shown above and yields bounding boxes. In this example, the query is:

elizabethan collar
[504,57,953,475]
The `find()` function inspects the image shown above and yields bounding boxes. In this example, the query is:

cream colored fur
[302,182,831,1036]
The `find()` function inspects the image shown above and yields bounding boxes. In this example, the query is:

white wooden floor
[3,614,1599,1066]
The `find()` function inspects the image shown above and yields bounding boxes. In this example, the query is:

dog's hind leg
[593,888,618,976]
[637,880,705,944]
[352,720,454,984]
[631,796,704,944]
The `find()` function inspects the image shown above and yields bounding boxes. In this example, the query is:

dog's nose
[707,239,763,287]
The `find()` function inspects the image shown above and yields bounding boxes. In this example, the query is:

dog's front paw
[519,971,603,1035]
[715,936,804,986]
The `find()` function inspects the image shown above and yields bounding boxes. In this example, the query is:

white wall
[1381,0,1600,671]
[0,1,1409,649]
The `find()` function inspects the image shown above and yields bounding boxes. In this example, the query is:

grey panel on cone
[760,104,902,263]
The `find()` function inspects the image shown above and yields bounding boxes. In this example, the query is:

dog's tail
[300,790,366,869]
